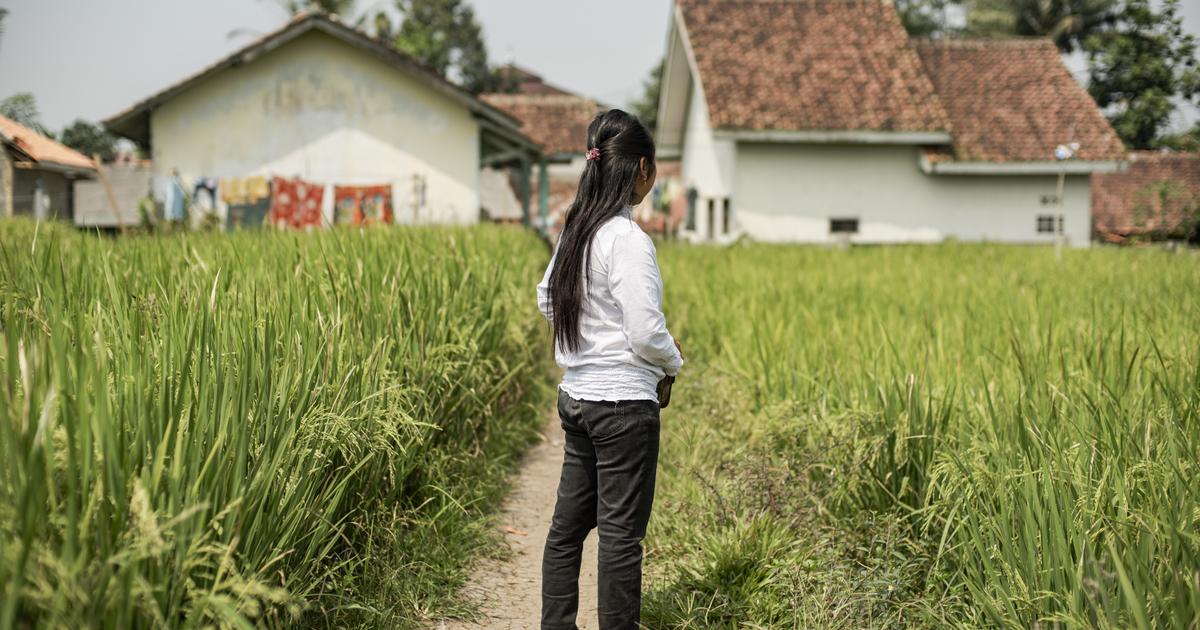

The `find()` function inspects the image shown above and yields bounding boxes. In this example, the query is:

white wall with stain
[150,30,481,224]
[734,143,1093,246]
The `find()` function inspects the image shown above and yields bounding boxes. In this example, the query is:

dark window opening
[721,198,730,235]
[707,198,716,240]
[1037,214,1063,234]
[830,218,859,234]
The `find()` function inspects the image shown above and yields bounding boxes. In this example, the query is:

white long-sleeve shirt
[537,207,684,402]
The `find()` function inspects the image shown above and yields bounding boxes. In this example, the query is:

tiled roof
[483,68,603,157]
[678,0,951,133]
[915,39,1127,163]
[0,114,96,172]
[1092,151,1200,240]
[496,64,574,96]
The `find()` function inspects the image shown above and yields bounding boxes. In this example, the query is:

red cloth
[270,176,324,229]
[334,184,393,226]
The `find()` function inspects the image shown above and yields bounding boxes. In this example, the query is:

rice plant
[0,220,553,628]
[647,243,1200,628]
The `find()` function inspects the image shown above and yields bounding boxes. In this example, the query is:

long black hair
[549,109,656,353]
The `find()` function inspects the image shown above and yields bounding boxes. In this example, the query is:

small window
[1037,214,1063,234]
[707,199,716,240]
[830,218,859,234]
[721,198,731,235]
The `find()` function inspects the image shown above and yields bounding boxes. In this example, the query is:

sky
[0,0,673,131]
[0,0,1197,133]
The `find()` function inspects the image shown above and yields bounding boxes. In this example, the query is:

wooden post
[538,157,549,235]
[519,156,531,228]
[93,154,127,235]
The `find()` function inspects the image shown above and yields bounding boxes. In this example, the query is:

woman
[536,109,684,630]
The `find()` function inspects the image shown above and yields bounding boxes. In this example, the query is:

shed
[0,114,97,221]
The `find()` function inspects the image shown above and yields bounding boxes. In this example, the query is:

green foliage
[279,0,357,16]
[646,243,1200,627]
[896,0,961,38]
[58,120,116,163]
[1084,0,1200,149]
[0,221,553,628]
[965,0,1118,52]
[631,60,664,136]
[388,0,503,94]
[0,93,50,137]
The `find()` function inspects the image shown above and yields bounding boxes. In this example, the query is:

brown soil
[433,413,600,629]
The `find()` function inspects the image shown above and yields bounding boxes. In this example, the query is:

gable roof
[677,0,951,136]
[915,39,1127,164]
[482,66,604,159]
[1092,151,1200,241]
[104,12,532,150]
[0,114,96,175]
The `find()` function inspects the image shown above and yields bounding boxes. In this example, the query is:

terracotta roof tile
[1092,151,1200,239]
[915,39,1127,163]
[0,115,96,172]
[679,0,951,133]
[483,69,603,157]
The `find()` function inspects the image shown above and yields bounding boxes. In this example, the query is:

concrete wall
[150,30,482,225]
[679,80,737,242]
[733,143,1093,246]
[11,168,73,220]
[74,162,152,227]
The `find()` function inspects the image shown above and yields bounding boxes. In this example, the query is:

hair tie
[585,148,602,162]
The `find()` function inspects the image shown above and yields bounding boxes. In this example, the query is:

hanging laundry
[163,172,187,223]
[226,198,270,230]
[334,184,393,226]
[219,175,269,205]
[270,176,324,229]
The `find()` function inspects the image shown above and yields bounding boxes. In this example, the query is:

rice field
[2,220,1198,629]
[0,220,553,628]
[645,243,1200,629]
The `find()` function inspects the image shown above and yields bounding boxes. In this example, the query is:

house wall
[11,168,73,220]
[74,162,153,228]
[150,30,481,225]
[732,143,1093,246]
[679,80,737,241]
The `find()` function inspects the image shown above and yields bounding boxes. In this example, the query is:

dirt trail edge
[435,412,600,630]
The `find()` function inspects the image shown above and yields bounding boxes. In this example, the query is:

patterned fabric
[334,185,393,226]
[270,176,324,229]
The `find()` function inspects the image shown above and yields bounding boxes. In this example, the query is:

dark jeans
[541,389,661,630]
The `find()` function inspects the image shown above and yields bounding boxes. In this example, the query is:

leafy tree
[897,0,961,38]
[965,0,1118,52]
[388,0,502,94]
[60,120,117,162]
[1084,0,1200,148]
[630,60,664,135]
[0,8,8,42]
[278,0,357,16]
[0,93,51,136]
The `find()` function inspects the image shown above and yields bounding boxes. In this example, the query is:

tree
[630,60,664,135]
[0,8,9,43]
[1084,0,1200,148]
[277,0,357,16]
[0,93,51,136]
[389,0,502,94]
[965,0,1118,52]
[897,0,961,38]
[60,120,117,162]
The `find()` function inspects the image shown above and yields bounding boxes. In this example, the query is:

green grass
[0,220,554,628]
[645,243,1200,629]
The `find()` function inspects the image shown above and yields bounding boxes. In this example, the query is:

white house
[656,0,1128,246]
[104,13,539,227]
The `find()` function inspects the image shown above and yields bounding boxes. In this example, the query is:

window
[1037,214,1063,234]
[830,218,859,234]
[721,198,731,235]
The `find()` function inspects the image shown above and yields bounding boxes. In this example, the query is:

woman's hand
[674,338,684,361]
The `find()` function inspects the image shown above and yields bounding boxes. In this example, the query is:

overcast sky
[0,0,1197,133]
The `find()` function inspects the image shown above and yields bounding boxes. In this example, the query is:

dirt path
[434,412,600,630]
